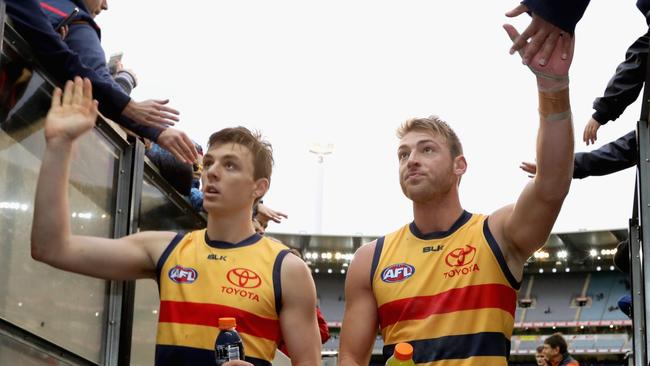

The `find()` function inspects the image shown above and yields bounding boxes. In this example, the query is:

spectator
[252,202,288,235]
[536,345,547,366]
[583,21,650,145]
[145,141,194,195]
[520,130,636,180]
[111,60,138,96]
[189,143,205,213]
[5,0,198,164]
[542,333,579,366]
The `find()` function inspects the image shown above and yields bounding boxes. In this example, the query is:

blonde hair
[396,115,463,158]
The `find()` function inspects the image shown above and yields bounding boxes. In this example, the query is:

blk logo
[168,265,198,284]
[445,245,477,267]
[423,244,444,253]
[207,254,227,261]
[381,263,415,283]
[226,268,262,288]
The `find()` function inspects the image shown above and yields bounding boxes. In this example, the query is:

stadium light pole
[309,143,334,234]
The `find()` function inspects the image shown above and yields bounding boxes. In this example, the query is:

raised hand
[44,77,98,144]
[503,23,574,81]
[583,117,601,145]
[506,4,571,67]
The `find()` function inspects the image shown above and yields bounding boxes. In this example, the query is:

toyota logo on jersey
[381,263,415,283]
[445,245,477,267]
[226,268,262,288]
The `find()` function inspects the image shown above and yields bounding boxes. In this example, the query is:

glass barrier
[0,331,76,366]
[130,176,205,365]
[0,39,121,362]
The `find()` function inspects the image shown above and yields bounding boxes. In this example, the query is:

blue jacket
[522,0,650,34]
[4,0,162,141]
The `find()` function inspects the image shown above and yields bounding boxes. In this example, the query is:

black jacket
[573,131,637,179]
[521,0,650,34]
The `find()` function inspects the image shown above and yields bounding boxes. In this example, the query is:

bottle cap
[394,343,413,361]
[218,317,237,330]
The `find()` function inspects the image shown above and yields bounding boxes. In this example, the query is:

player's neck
[412,193,464,233]
[205,209,256,244]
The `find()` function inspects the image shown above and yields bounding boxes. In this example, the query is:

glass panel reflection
[130,178,204,365]
[0,53,120,362]
[0,331,76,366]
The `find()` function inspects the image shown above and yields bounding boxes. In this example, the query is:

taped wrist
[538,88,571,121]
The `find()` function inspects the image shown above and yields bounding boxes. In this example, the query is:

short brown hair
[536,345,544,353]
[396,115,463,158]
[544,333,568,354]
[207,127,274,182]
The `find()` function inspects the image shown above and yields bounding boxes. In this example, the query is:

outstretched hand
[256,203,288,224]
[45,77,98,144]
[156,128,199,165]
[503,22,574,81]
[122,98,180,128]
[519,161,537,178]
[506,4,572,67]
[583,117,601,145]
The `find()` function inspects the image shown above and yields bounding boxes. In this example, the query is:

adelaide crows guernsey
[371,211,520,365]
[156,230,289,366]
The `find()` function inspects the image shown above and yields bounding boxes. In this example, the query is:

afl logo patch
[381,263,415,283]
[168,265,198,284]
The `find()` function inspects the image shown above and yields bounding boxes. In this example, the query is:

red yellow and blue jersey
[371,211,521,366]
[155,229,290,366]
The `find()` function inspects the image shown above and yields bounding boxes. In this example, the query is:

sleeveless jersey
[371,211,520,365]
[155,230,289,366]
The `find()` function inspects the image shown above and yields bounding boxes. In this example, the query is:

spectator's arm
[521,0,590,35]
[574,130,637,178]
[114,70,137,95]
[5,0,131,121]
[593,31,650,124]
[6,1,179,133]
[60,22,162,141]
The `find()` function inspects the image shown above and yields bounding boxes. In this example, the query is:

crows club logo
[445,245,477,267]
[168,265,198,284]
[381,263,415,283]
[226,268,262,288]
[443,245,480,279]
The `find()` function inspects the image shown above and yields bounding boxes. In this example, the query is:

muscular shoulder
[280,252,310,277]
[345,240,378,289]
[355,240,378,262]
[130,230,183,265]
